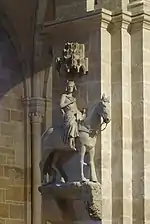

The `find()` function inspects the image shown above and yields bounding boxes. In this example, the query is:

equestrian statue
[40,80,110,184]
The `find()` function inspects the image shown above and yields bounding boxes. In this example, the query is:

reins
[100,121,108,131]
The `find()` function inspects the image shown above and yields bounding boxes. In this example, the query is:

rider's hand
[72,98,76,103]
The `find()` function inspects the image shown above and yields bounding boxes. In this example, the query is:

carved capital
[28,97,45,116]
[29,112,43,124]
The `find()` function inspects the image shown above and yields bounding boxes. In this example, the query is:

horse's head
[97,94,111,125]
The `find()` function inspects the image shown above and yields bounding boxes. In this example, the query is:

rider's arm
[60,94,71,108]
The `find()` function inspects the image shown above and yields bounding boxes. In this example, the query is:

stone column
[128,2,150,222]
[30,113,42,224]
[30,111,42,224]
[142,14,150,224]
[87,11,112,224]
[23,98,32,224]
[29,98,45,224]
[99,9,112,224]
[110,12,132,224]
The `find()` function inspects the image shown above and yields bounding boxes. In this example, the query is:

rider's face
[67,85,74,93]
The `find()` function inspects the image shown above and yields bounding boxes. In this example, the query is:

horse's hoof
[90,180,98,183]
[81,178,89,183]
[83,162,89,166]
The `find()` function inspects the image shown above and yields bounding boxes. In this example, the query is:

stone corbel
[39,182,102,224]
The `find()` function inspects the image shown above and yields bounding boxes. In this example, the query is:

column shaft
[111,12,132,224]
[23,98,32,224]
[142,15,150,224]
[100,9,112,224]
[131,13,150,224]
[31,113,42,224]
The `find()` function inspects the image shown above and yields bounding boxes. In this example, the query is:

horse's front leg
[89,147,98,182]
[41,172,47,184]
[40,162,48,185]
[79,145,87,182]
[47,167,57,183]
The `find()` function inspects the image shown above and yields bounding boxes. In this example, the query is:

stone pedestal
[39,182,101,224]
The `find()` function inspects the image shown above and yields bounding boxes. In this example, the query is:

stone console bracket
[39,181,101,224]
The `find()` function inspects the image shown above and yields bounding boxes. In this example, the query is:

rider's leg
[69,137,76,151]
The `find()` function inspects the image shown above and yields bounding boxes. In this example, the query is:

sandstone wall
[0,27,31,224]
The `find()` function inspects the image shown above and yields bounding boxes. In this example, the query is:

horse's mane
[85,101,100,123]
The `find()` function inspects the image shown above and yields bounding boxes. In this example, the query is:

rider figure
[60,80,84,151]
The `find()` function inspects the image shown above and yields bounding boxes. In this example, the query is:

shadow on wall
[0,23,28,223]
[0,26,23,98]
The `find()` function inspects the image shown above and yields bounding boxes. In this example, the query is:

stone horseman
[60,80,85,150]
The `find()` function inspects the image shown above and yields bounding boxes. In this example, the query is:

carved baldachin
[56,42,88,77]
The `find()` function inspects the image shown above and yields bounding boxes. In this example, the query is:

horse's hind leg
[47,167,57,183]
[41,161,49,184]
[51,152,66,182]
[56,162,68,183]
[41,172,47,184]
[80,145,88,182]
[89,147,98,182]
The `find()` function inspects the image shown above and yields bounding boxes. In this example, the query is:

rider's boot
[69,138,76,151]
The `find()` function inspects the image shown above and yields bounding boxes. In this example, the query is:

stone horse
[40,95,110,184]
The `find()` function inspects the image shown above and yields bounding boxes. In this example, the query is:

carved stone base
[39,182,101,224]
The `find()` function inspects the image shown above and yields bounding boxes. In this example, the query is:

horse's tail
[41,127,55,150]
[41,126,54,139]
[41,128,48,139]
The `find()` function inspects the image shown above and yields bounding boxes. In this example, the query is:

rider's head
[66,80,77,93]
[101,93,110,103]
